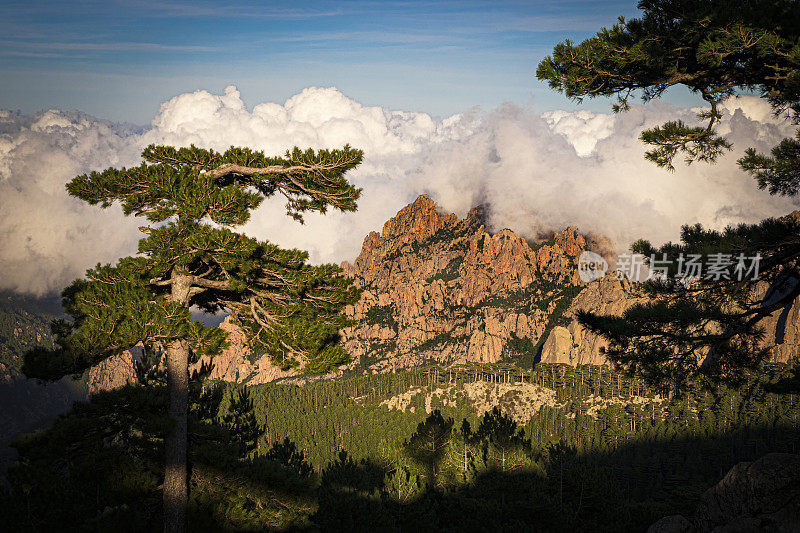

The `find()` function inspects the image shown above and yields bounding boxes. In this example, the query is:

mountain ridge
[338,194,603,372]
[3,195,799,391]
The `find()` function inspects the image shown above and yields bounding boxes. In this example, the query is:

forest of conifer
[2,361,798,531]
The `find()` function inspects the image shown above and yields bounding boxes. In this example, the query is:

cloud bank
[1,86,797,295]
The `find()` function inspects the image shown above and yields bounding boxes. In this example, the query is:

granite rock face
[539,275,646,366]
[87,344,144,395]
[694,453,800,532]
[754,280,800,364]
[338,194,601,372]
[194,316,298,385]
[84,197,800,387]
[540,212,800,367]
[539,274,800,367]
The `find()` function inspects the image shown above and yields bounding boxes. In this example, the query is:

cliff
[338,194,606,371]
[194,316,298,385]
[87,345,143,395]
[539,273,800,366]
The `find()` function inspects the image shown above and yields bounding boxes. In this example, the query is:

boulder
[695,453,800,532]
[648,453,800,533]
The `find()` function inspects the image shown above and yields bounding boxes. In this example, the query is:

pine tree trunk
[164,339,189,533]
[164,272,192,533]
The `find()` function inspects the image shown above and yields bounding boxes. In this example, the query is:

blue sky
[0,0,702,124]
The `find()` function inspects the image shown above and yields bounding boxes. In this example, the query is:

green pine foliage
[0,382,318,531]
[363,305,400,332]
[425,256,464,284]
[220,385,262,457]
[740,129,800,196]
[537,0,800,391]
[217,361,800,475]
[25,143,363,381]
[403,409,454,482]
[578,215,800,391]
[536,0,800,171]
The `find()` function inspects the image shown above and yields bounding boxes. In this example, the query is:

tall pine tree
[536,0,800,392]
[23,143,363,532]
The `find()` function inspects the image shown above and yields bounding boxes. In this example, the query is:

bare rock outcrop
[87,344,144,395]
[539,275,646,366]
[87,316,300,391]
[194,316,298,385]
[648,453,800,532]
[754,281,800,364]
[339,194,602,372]
[82,197,800,386]
[695,453,800,531]
[540,273,800,367]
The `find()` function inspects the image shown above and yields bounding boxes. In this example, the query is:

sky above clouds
[2,0,679,123]
[0,1,798,296]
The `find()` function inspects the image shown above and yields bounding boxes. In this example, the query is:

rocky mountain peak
[554,226,586,256]
[465,203,489,228]
[380,194,458,242]
[340,195,599,371]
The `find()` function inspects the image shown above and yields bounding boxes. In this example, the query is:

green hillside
[3,361,797,531]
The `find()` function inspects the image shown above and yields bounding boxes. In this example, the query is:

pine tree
[221,385,261,457]
[263,437,314,478]
[544,440,578,514]
[383,465,422,503]
[444,419,480,482]
[403,410,454,485]
[536,0,800,391]
[476,407,531,472]
[22,143,363,532]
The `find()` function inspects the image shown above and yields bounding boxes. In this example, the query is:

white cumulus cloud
[0,87,797,295]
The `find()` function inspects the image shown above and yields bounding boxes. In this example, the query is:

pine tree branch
[205,161,351,180]
[205,163,314,179]
[190,277,232,290]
